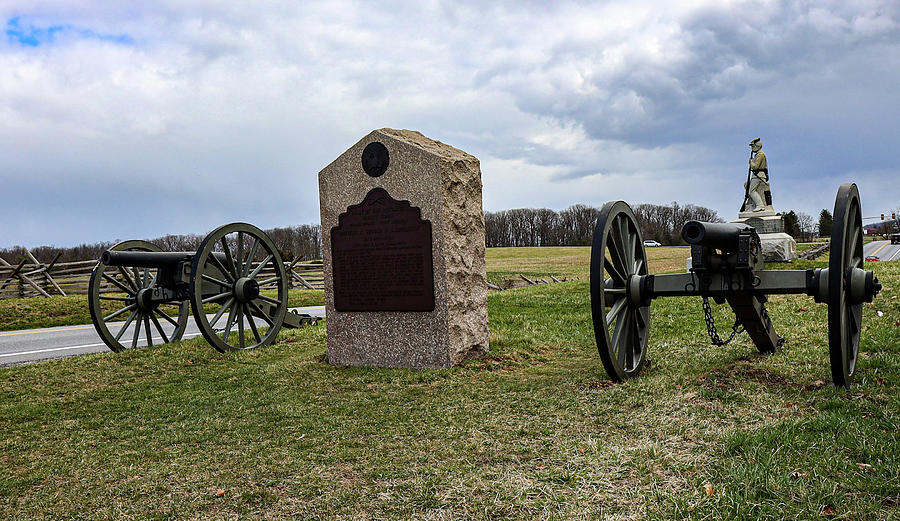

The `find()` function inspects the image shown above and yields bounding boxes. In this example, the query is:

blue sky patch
[6,16,133,47]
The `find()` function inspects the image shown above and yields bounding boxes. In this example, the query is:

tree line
[0,224,323,264]
[1,202,882,265]
[485,202,722,247]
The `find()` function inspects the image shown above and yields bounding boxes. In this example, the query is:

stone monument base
[732,215,797,262]
[319,128,489,369]
[758,232,797,262]
[737,208,777,219]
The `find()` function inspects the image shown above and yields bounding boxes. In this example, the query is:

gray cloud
[0,1,898,248]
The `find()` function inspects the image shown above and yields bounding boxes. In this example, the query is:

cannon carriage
[88,222,318,354]
[590,183,882,387]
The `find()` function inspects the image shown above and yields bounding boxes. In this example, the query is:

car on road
[643,240,661,247]
[865,255,880,262]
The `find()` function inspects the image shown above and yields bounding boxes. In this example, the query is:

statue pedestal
[738,208,777,219]
[731,214,797,262]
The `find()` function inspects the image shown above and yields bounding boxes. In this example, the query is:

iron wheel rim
[190,222,288,352]
[590,201,651,381]
[88,240,189,352]
[828,183,863,387]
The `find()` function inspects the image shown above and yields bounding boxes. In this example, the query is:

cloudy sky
[1,1,898,248]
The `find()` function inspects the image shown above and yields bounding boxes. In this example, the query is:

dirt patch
[701,358,796,389]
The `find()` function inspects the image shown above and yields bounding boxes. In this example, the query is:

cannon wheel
[190,222,288,352]
[590,201,651,382]
[828,183,864,387]
[88,240,190,352]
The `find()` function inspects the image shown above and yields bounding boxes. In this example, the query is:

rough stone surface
[318,128,489,369]
[737,209,778,219]
[733,214,796,261]
[759,232,798,262]
[733,214,785,234]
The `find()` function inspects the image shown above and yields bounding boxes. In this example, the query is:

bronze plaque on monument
[331,188,435,311]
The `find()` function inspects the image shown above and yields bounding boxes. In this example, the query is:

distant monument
[732,137,797,261]
[318,129,489,368]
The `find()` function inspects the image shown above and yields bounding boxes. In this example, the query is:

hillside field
[1,248,898,519]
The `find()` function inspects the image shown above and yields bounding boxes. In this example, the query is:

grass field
[0,290,325,332]
[485,246,691,285]
[1,247,686,332]
[1,249,898,519]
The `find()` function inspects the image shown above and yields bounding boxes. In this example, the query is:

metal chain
[702,296,744,346]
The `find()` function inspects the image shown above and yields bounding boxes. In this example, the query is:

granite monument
[319,129,489,368]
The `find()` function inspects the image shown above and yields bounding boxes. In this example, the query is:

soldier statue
[741,137,774,213]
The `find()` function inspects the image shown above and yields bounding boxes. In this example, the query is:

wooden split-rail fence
[0,250,324,300]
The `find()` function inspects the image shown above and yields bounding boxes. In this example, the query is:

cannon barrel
[681,221,755,252]
[101,250,194,269]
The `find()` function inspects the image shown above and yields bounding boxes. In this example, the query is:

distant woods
[485,202,722,247]
[3,201,726,264]
[0,225,323,264]
[11,198,838,264]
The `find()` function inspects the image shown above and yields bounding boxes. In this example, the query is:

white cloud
[0,1,897,247]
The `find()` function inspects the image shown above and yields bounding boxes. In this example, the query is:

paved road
[0,305,326,367]
[864,240,900,262]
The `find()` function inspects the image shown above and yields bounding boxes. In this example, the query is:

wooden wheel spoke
[604,258,626,285]
[209,297,235,328]
[150,313,170,344]
[104,303,136,322]
[99,295,133,302]
[222,302,237,343]
[246,304,262,343]
[634,257,644,275]
[202,291,233,304]
[619,217,635,275]
[613,311,632,367]
[237,305,246,349]
[629,311,641,362]
[114,310,139,341]
[236,232,244,278]
[606,298,627,326]
[249,300,276,327]
[154,308,180,328]
[117,266,138,292]
[144,315,153,347]
[257,294,282,306]
[849,305,862,333]
[249,254,274,279]
[219,237,239,279]
[131,313,142,349]
[256,277,280,287]
[636,306,649,328]
[243,238,260,277]
[208,252,236,284]
[102,272,135,295]
[201,273,231,288]
[607,226,629,277]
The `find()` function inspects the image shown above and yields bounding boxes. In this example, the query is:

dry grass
[486,246,690,286]
[0,249,897,519]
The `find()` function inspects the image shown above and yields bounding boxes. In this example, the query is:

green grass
[1,252,898,519]
[0,289,324,332]
[486,246,691,285]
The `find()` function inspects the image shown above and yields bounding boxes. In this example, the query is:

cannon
[88,222,318,353]
[590,183,881,387]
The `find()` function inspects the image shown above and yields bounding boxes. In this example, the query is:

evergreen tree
[783,211,801,239]
[818,209,833,238]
